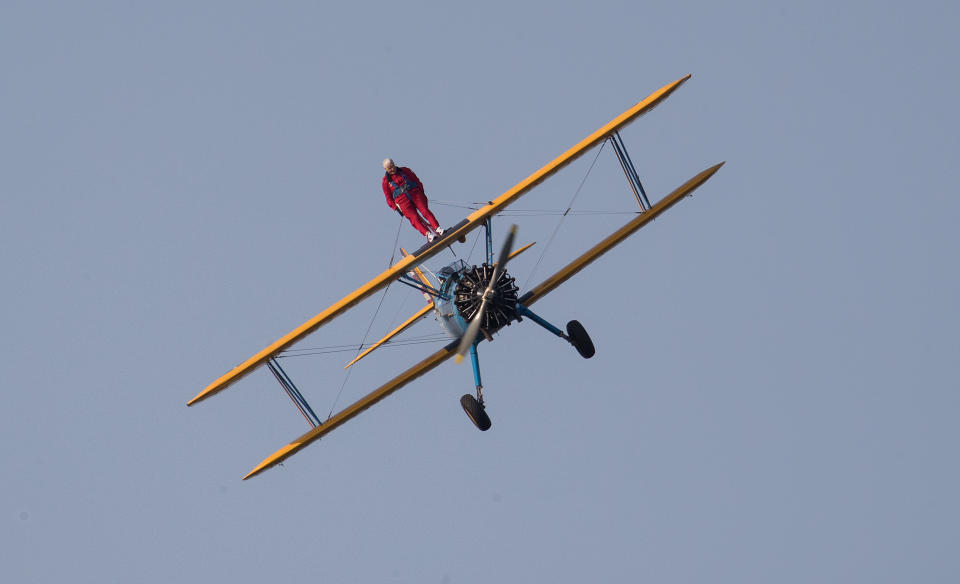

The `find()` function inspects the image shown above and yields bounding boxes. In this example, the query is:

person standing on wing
[382,158,444,243]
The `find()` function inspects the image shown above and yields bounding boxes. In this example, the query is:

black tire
[566,320,595,359]
[460,394,492,431]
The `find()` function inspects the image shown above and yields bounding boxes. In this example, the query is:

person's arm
[382,177,396,209]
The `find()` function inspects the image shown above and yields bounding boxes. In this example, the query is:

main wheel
[566,320,595,359]
[460,394,492,431]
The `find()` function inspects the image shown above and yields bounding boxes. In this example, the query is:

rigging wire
[387,215,404,267]
[323,217,405,420]
[522,141,607,290]
[283,332,452,353]
[386,277,413,330]
[466,226,483,264]
[497,209,641,217]
[277,334,451,358]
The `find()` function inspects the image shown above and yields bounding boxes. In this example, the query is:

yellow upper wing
[189,74,692,406]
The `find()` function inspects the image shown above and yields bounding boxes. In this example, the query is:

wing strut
[609,131,651,210]
[267,358,322,428]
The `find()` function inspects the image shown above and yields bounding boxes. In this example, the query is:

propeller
[455,224,518,363]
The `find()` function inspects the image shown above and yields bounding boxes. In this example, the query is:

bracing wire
[498,209,641,216]
[387,215,404,268]
[466,226,484,264]
[277,334,451,358]
[522,141,607,290]
[323,217,405,419]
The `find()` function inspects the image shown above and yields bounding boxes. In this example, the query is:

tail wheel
[566,320,595,359]
[460,394,492,431]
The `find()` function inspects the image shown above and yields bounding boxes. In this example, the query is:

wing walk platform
[189,74,693,407]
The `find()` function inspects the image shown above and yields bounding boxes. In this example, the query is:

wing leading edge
[189,74,692,407]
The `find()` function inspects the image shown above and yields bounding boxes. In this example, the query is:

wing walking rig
[188,74,725,479]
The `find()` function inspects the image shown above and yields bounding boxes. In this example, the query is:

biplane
[189,74,724,480]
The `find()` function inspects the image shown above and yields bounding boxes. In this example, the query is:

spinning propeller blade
[455,225,518,363]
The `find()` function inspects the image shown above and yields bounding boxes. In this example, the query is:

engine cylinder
[453,264,519,333]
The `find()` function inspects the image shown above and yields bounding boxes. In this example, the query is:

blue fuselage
[433,260,471,338]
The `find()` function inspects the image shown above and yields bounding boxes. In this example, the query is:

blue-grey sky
[3,1,958,582]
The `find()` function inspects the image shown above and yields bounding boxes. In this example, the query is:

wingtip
[242,458,274,480]
[243,442,300,480]
[669,74,692,89]
[187,387,214,406]
[678,161,725,196]
[694,161,726,185]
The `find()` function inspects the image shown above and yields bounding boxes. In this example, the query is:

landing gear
[566,320,595,359]
[461,343,492,431]
[455,302,594,432]
[460,393,491,431]
[516,304,596,359]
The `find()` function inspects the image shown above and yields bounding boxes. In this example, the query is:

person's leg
[398,200,431,235]
[410,191,440,231]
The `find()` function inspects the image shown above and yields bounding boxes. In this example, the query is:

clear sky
[2,1,958,582]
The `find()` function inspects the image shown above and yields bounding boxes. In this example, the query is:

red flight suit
[382,167,440,236]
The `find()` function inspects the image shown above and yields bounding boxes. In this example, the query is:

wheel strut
[461,342,492,430]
